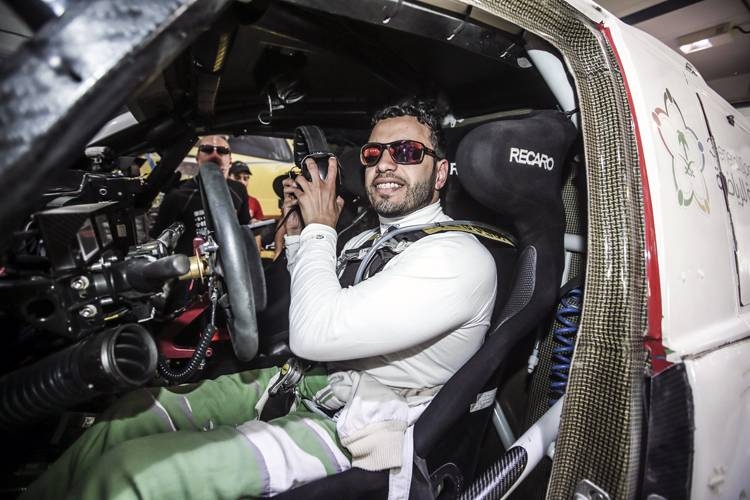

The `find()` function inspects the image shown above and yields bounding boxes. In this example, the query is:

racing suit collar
[377,202,444,234]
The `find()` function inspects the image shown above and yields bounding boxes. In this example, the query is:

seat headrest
[455,110,576,231]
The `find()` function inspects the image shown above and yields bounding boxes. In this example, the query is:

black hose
[337,208,372,240]
[157,324,216,384]
[157,278,218,384]
[0,324,157,430]
[458,447,528,500]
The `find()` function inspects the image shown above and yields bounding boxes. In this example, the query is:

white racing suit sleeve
[288,223,496,362]
[284,233,301,271]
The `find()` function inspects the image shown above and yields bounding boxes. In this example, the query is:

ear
[434,158,449,190]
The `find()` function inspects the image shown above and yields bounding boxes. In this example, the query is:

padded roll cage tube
[0,0,234,243]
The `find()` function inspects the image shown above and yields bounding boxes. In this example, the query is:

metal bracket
[446,5,472,41]
[258,92,285,125]
[574,479,611,500]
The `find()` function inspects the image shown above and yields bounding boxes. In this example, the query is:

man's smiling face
[364,116,448,217]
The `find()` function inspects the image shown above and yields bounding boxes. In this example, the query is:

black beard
[368,166,437,217]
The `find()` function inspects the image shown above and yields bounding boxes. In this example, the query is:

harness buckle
[269,358,310,396]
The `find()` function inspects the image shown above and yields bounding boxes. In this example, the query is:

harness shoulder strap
[337,221,516,287]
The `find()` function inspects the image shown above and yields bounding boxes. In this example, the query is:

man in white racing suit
[22,98,496,500]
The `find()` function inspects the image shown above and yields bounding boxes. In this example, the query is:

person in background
[148,135,250,311]
[149,135,250,256]
[271,173,289,260]
[228,160,268,252]
[228,160,265,222]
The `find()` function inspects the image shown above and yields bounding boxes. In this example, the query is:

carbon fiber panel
[568,251,584,281]
[641,364,693,498]
[525,256,585,428]
[495,246,536,327]
[466,1,647,498]
[526,166,586,431]
[459,446,527,500]
[562,162,586,236]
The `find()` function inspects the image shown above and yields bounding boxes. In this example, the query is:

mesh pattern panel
[468,1,648,498]
[495,247,536,327]
[568,251,584,280]
[526,253,585,428]
[525,163,586,432]
[562,162,585,236]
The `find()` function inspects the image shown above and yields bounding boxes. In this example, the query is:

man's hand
[283,157,344,231]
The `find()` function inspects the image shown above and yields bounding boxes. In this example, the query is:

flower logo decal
[652,89,709,213]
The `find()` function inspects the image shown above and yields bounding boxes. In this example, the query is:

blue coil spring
[549,287,583,406]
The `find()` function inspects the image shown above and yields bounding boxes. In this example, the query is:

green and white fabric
[22,367,350,500]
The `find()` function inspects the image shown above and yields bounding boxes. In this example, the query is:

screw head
[79,304,98,318]
[70,276,90,290]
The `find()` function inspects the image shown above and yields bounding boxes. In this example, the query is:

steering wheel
[198,164,259,361]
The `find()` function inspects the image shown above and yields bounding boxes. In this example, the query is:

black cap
[229,161,251,176]
[272,174,286,199]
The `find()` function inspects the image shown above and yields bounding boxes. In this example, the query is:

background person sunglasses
[198,144,231,155]
[359,140,439,167]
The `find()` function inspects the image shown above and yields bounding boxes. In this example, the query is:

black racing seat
[274,110,576,499]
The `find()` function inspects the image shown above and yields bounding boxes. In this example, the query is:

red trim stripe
[600,24,670,374]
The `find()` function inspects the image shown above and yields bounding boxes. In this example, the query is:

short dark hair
[371,98,447,159]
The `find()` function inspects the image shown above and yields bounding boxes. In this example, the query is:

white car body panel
[698,91,750,308]
[685,339,750,498]
[602,19,748,355]
[559,0,608,23]
[571,4,750,498]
